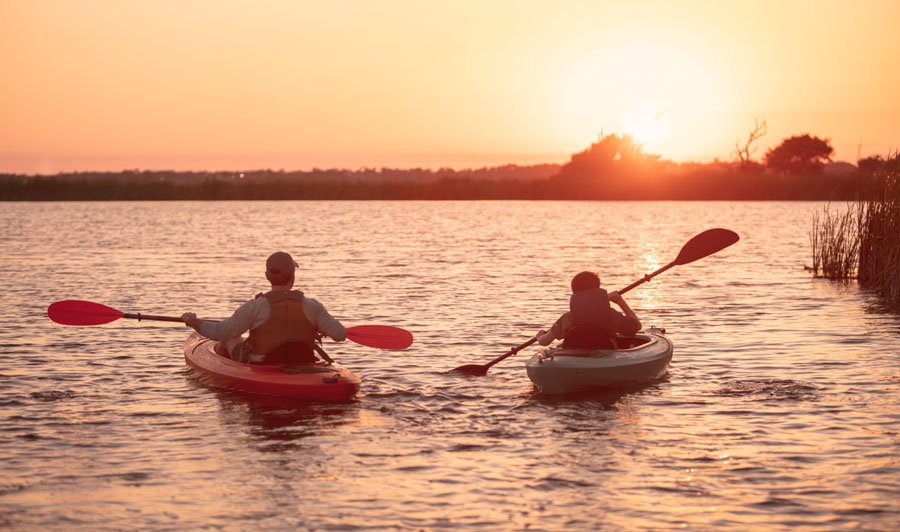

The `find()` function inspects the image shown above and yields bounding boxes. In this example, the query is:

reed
[809,203,859,280]
[857,154,900,306]
[810,154,900,307]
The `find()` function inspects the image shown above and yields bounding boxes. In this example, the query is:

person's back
[182,251,346,364]
[564,286,619,349]
[247,290,318,363]
[537,271,641,349]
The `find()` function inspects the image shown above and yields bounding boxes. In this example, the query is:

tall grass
[857,155,900,306]
[809,204,860,280]
[810,154,900,307]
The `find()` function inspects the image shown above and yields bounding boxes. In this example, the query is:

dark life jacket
[563,287,618,349]
[247,290,318,363]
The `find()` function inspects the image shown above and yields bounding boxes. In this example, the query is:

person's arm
[305,298,347,342]
[608,291,641,335]
[536,329,555,346]
[181,299,260,341]
[537,313,568,346]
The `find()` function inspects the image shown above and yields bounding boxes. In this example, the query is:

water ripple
[1,201,899,531]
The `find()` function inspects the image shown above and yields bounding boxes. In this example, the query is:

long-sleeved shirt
[198,294,346,342]
[542,308,639,345]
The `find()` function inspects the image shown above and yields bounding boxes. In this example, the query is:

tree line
[0,131,885,201]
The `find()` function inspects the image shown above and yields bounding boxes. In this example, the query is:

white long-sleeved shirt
[198,294,346,342]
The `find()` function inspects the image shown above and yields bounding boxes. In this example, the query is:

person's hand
[608,290,624,305]
[181,312,200,328]
[536,329,554,346]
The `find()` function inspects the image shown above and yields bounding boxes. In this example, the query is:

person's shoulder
[302,295,325,308]
[240,294,269,312]
[552,311,572,326]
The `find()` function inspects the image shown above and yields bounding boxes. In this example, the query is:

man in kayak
[181,251,346,364]
[536,271,641,349]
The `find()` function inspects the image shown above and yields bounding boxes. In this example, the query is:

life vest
[247,290,317,363]
[563,287,618,349]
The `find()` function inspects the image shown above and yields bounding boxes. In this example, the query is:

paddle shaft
[616,260,677,296]
[121,313,184,323]
[125,313,375,360]
[480,337,539,369]
[121,309,337,361]
[124,309,341,360]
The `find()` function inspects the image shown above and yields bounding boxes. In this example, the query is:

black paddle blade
[452,364,489,376]
[674,228,739,265]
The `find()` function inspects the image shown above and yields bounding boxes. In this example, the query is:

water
[1,201,898,531]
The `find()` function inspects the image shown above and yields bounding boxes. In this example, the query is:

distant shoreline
[5,132,875,201]
[0,170,860,201]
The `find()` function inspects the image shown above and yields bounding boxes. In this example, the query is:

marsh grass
[811,154,900,307]
[810,204,860,280]
[857,155,900,306]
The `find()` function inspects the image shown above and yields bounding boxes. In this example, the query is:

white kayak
[525,327,673,394]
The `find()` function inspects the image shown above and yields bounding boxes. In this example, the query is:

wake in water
[716,379,819,401]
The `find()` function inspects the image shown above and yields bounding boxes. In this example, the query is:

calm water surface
[1,201,899,531]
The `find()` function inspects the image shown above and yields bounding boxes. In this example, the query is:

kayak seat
[260,341,317,364]
[562,326,617,350]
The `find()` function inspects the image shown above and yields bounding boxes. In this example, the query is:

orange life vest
[247,290,317,362]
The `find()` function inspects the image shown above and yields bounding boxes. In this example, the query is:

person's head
[571,271,601,293]
[265,251,298,286]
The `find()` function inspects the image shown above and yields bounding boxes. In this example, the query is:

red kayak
[183,332,361,401]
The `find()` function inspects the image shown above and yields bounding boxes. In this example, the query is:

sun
[622,101,670,149]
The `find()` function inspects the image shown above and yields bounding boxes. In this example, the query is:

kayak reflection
[203,386,361,451]
[527,378,669,405]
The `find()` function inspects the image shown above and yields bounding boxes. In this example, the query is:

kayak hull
[525,328,673,394]
[183,332,360,401]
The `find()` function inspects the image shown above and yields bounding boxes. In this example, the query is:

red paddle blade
[347,325,414,350]
[48,300,124,326]
[675,228,739,265]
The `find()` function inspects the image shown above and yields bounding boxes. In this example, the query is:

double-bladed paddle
[452,228,740,375]
[47,299,414,350]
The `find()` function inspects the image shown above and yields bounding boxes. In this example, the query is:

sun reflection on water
[3,201,900,531]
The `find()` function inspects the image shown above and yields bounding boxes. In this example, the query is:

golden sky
[2,0,898,174]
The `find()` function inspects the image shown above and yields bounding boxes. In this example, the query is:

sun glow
[552,28,732,161]
[623,101,671,149]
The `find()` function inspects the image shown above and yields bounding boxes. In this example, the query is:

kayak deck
[525,328,674,394]
[183,332,360,401]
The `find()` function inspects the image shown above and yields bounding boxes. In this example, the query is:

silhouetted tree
[733,117,767,168]
[858,155,885,175]
[556,133,660,180]
[764,134,834,175]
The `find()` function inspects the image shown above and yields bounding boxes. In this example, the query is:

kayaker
[536,271,641,349]
[180,251,346,364]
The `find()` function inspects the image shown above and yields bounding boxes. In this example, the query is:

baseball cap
[266,251,298,280]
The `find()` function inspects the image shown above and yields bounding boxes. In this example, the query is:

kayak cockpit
[208,340,332,368]
[543,332,658,359]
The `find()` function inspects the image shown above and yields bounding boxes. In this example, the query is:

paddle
[452,228,739,375]
[47,300,414,350]
[616,228,740,294]
[451,337,539,376]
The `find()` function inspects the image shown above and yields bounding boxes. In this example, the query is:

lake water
[1,201,899,531]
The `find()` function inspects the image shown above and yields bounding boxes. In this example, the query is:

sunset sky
[2,0,898,175]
